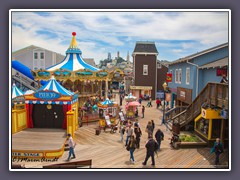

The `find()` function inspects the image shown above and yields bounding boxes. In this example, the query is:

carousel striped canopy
[100,98,114,106]
[125,93,137,102]
[12,83,24,99]
[37,76,74,96]
[47,32,99,72]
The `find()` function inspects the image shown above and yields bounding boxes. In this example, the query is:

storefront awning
[199,57,228,69]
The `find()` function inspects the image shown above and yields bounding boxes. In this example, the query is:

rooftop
[133,41,158,54]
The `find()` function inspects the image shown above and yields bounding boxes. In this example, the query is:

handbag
[126,146,130,151]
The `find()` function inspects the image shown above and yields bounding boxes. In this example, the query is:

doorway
[32,104,64,128]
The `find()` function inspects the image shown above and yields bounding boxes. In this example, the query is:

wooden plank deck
[12,94,229,169]
[12,128,66,151]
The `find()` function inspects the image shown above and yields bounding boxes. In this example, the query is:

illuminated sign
[34,91,61,100]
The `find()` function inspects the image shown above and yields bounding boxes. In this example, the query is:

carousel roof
[37,76,74,96]
[125,93,137,101]
[47,32,99,72]
[12,83,24,99]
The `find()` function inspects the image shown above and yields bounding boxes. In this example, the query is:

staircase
[12,74,38,92]
[165,83,229,131]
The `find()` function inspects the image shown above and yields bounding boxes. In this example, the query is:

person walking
[119,121,125,142]
[156,98,161,109]
[127,135,137,164]
[66,133,76,161]
[125,122,133,146]
[134,125,142,149]
[151,120,155,133]
[146,121,154,138]
[142,105,145,118]
[142,134,157,166]
[210,138,224,166]
[155,129,164,151]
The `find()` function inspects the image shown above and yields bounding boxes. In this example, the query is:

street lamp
[162,82,168,125]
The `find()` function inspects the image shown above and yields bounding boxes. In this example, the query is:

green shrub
[179,134,201,142]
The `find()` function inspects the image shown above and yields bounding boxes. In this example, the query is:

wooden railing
[170,83,228,129]
[42,159,92,168]
[165,106,188,123]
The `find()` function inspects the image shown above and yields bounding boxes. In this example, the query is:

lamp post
[162,82,168,125]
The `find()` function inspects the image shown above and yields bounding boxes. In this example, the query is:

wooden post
[105,79,108,100]
[208,119,212,140]
[67,110,75,139]
[220,119,226,148]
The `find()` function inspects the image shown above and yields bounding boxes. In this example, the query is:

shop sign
[202,108,206,118]
[34,91,61,100]
[180,91,186,99]
[165,93,172,102]
[130,86,152,90]
[166,72,172,83]
[12,152,42,157]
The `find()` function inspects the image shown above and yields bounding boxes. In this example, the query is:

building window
[178,69,182,84]
[186,68,190,85]
[40,52,44,59]
[175,69,178,83]
[157,63,161,69]
[143,65,148,75]
[34,52,38,59]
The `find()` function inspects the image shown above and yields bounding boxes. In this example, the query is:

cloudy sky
[11,10,229,64]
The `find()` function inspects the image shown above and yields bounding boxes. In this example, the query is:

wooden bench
[42,159,92,169]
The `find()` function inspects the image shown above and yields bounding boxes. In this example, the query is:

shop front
[130,86,152,99]
[194,107,228,146]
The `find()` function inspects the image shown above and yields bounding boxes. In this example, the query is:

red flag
[166,72,172,82]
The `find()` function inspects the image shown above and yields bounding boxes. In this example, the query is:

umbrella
[127,101,141,106]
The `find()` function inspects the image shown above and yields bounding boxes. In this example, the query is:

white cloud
[11,10,229,63]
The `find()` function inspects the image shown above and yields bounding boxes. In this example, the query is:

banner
[166,72,172,82]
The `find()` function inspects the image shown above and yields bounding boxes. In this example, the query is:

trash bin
[95,128,101,135]
[172,122,180,135]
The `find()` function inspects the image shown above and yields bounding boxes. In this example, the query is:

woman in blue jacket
[210,138,224,166]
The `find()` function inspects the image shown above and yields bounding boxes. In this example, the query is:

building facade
[132,42,168,100]
[12,45,64,70]
[167,43,229,106]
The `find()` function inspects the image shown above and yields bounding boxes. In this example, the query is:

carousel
[125,93,140,119]
[31,32,125,124]
[97,98,119,133]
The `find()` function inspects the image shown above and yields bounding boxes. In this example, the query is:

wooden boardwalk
[12,128,66,151]
[12,94,229,169]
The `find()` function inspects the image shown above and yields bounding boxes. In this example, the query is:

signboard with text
[34,91,61,100]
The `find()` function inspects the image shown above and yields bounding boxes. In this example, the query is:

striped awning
[47,32,99,72]
[25,98,78,105]
[100,98,114,106]
[12,83,24,99]
[37,76,74,96]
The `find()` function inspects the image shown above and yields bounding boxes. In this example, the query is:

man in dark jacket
[142,134,156,166]
[155,129,164,151]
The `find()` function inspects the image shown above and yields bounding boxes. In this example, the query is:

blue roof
[12,83,24,99]
[37,76,74,96]
[100,98,114,106]
[47,33,99,72]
